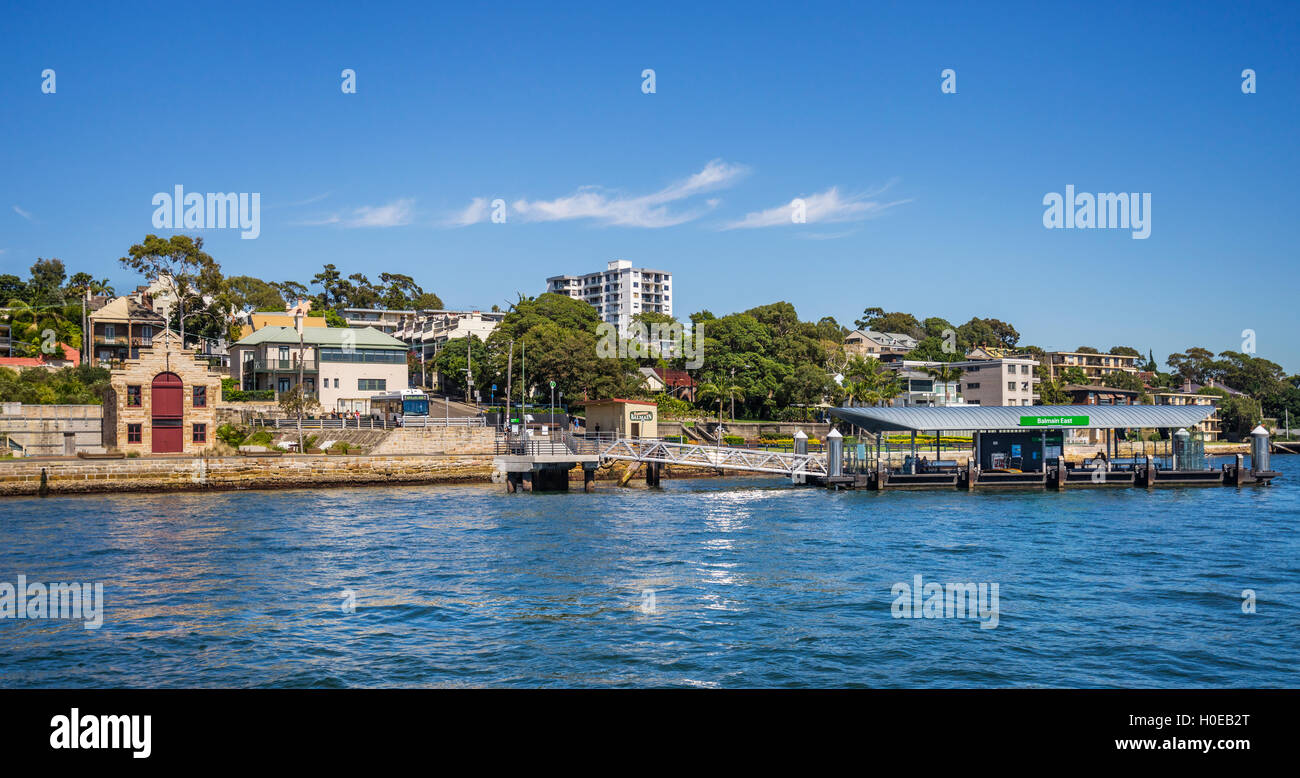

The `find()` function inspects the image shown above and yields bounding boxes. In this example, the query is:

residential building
[1151,383,1222,440]
[88,293,168,368]
[885,360,966,407]
[844,330,919,361]
[237,301,327,339]
[636,366,696,401]
[393,310,505,388]
[229,326,409,413]
[342,308,419,335]
[1044,350,1141,382]
[101,329,224,455]
[953,357,1040,406]
[546,259,672,335]
[1062,384,1139,406]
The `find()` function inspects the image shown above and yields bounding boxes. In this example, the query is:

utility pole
[505,339,514,435]
[82,287,89,365]
[465,336,473,405]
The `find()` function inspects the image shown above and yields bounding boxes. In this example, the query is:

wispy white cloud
[268,191,332,209]
[443,197,492,227]
[12,205,34,222]
[721,184,910,230]
[448,159,748,228]
[294,198,414,228]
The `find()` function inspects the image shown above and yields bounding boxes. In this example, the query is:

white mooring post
[1251,425,1271,474]
[827,428,843,477]
[792,429,808,484]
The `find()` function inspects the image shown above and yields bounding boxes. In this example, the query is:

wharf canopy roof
[829,404,1215,433]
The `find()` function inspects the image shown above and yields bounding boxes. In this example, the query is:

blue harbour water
[1,457,1298,688]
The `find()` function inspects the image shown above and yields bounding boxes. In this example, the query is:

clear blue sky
[2,1,1297,371]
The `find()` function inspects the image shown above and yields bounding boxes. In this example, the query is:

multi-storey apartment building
[1044,350,1140,382]
[229,326,409,413]
[392,310,505,389]
[545,259,672,334]
[952,357,1040,406]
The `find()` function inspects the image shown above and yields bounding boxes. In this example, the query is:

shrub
[216,423,247,448]
[723,435,744,445]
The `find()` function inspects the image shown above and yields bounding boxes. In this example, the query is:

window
[127,423,142,443]
[334,378,340,388]
[192,423,207,444]
[358,379,387,391]
[140,325,153,346]
[966,382,980,390]
[193,385,207,408]
[1008,381,1016,391]
[105,324,116,340]
[127,385,142,406]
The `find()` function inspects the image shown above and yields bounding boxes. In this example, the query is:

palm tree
[696,381,744,440]
[5,298,71,356]
[877,370,905,407]
[923,363,964,405]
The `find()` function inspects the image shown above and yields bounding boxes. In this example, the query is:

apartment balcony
[243,357,318,372]
[94,335,154,348]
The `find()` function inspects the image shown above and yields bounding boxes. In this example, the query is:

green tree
[923,363,964,405]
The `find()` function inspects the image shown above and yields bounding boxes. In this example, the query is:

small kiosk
[579,399,658,439]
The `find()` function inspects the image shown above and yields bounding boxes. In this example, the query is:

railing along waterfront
[253,415,486,430]
[598,436,829,477]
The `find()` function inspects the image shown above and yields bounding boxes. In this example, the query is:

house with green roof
[229,326,410,413]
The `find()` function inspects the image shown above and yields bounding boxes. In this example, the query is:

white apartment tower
[545,259,672,334]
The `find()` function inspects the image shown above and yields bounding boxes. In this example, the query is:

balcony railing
[94,336,153,347]
[244,357,318,372]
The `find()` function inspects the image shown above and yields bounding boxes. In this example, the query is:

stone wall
[370,426,496,455]
[0,453,494,497]
[0,403,103,456]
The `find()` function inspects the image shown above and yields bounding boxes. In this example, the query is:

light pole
[550,380,556,429]
[295,311,305,453]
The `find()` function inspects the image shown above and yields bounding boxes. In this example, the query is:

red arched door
[151,372,184,453]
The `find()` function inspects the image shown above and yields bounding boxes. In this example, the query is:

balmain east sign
[629,411,653,421]
[1019,415,1089,427]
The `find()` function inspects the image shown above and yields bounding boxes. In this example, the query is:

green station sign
[1019,415,1088,427]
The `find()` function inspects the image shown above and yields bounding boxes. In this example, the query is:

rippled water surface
[2,457,1298,688]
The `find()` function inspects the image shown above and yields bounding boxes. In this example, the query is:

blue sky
[2,1,1298,371]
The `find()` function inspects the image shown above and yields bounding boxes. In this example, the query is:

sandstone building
[102,329,224,454]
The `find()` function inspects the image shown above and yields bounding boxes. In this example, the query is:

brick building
[102,329,224,455]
